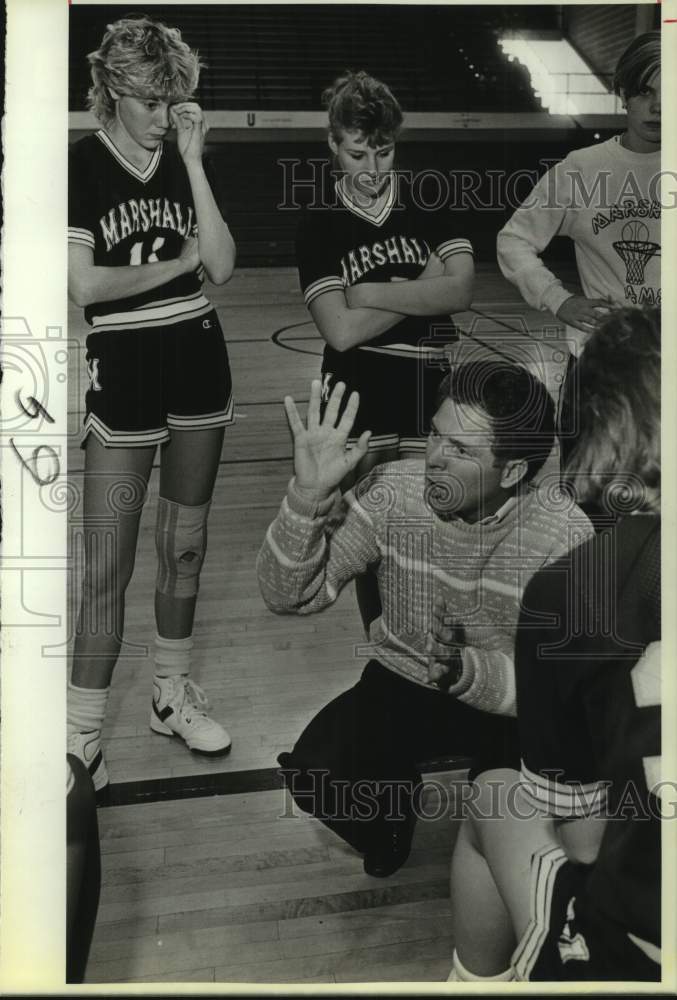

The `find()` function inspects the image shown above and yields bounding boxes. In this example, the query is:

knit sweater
[497,136,661,317]
[257,460,593,716]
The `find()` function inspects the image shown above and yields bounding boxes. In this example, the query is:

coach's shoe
[150,675,232,757]
[363,820,413,878]
[67,729,109,793]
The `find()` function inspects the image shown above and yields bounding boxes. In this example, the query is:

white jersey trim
[66,760,76,796]
[95,129,163,184]
[358,343,453,357]
[343,434,426,454]
[68,227,96,249]
[90,293,212,332]
[344,433,400,452]
[520,761,608,818]
[436,237,474,261]
[336,175,397,227]
[397,438,428,453]
[627,932,660,965]
[304,275,345,306]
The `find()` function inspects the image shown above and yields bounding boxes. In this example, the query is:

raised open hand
[284,380,371,498]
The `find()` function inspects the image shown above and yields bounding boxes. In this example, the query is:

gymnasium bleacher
[69,5,559,113]
[68,5,648,265]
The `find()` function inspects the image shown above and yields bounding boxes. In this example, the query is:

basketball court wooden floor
[67,263,577,983]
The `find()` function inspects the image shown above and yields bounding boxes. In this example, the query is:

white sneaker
[150,676,231,756]
[67,729,109,792]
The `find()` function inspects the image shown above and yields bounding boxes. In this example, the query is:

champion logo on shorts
[321,373,332,402]
[557,897,590,964]
[203,318,212,329]
[87,357,103,392]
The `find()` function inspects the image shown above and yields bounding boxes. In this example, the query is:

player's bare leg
[449,768,558,980]
[68,438,155,790]
[150,425,231,756]
[154,425,225,636]
[71,439,156,688]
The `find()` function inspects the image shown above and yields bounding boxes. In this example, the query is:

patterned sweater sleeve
[257,477,381,614]
[447,647,518,717]
[444,503,595,717]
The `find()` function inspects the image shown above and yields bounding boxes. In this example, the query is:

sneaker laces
[172,677,211,719]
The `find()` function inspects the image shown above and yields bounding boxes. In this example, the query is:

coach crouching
[257,362,593,877]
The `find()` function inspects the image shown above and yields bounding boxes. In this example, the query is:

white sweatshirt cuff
[541,285,573,317]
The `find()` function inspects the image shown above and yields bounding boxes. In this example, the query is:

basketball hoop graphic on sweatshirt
[613,222,660,285]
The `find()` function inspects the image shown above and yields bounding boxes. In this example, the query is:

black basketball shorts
[320,346,450,456]
[82,309,233,448]
[512,845,660,982]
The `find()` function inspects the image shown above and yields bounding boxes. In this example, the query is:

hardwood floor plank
[156,878,449,935]
[334,956,452,983]
[213,931,453,983]
[276,896,452,940]
[87,920,279,982]
[96,859,448,923]
[101,845,331,888]
[89,917,279,963]
[100,854,394,905]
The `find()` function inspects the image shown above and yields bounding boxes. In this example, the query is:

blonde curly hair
[87,16,202,125]
[562,307,660,514]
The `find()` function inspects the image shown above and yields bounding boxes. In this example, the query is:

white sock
[154,633,193,678]
[448,950,514,982]
[67,683,110,736]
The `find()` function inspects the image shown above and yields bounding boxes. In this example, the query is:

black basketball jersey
[68,130,214,329]
[516,514,661,950]
[296,175,473,368]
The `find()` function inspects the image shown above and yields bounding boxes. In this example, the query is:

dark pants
[278,660,520,854]
[67,754,101,984]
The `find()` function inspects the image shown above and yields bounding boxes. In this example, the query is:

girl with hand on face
[67,17,236,793]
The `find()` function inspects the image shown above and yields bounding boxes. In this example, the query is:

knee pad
[155,497,211,598]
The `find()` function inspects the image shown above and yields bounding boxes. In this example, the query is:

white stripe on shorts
[167,397,235,430]
[83,412,170,449]
[512,843,569,981]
